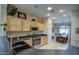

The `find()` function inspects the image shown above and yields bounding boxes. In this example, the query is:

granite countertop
[26,34,47,37]
[8,34,47,38]
[18,34,47,39]
[8,34,47,40]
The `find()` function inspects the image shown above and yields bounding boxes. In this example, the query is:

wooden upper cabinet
[7,16,22,32]
[7,16,45,32]
[38,23,45,32]
[31,21,35,27]
[22,20,30,31]
[38,23,41,31]
[41,23,45,32]
[31,19,38,27]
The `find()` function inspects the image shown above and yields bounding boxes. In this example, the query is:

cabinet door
[14,18,22,31]
[43,36,48,45]
[38,23,41,31]
[31,21,37,27]
[7,16,22,32]
[23,20,30,31]
[7,16,15,32]
[41,23,45,32]
[40,37,45,46]
[38,23,45,32]
[24,38,32,46]
[40,37,43,46]
[31,21,35,27]
[40,36,48,46]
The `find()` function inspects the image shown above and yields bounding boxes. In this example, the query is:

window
[59,26,69,35]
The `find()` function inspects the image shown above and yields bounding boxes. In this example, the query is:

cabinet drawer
[40,36,48,46]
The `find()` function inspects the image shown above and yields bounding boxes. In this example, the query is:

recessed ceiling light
[47,7,52,10]
[52,17,55,19]
[59,10,64,13]
[47,14,51,16]
[63,14,66,16]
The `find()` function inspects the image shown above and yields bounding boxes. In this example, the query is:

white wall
[0,4,6,36]
[0,4,1,24]
[0,4,10,55]
[15,6,39,21]
[71,10,79,47]
[1,4,6,24]
[45,18,54,43]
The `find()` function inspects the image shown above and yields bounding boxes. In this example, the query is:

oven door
[32,37,40,48]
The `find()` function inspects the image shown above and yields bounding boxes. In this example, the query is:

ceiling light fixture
[47,7,52,10]
[63,14,66,16]
[52,17,55,19]
[47,14,51,16]
[59,10,64,13]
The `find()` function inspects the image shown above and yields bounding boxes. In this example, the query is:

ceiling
[13,4,79,23]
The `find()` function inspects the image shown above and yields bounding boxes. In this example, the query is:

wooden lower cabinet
[23,36,48,47]
[40,36,48,46]
[24,38,32,46]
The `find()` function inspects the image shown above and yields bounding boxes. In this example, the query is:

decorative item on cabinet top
[7,4,18,16]
[32,19,36,21]
[18,11,26,19]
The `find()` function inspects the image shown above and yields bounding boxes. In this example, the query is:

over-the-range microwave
[31,27,38,31]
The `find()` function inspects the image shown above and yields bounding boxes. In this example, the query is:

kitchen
[6,4,48,54]
[0,4,79,55]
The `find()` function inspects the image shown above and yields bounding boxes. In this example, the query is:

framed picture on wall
[18,11,26,19]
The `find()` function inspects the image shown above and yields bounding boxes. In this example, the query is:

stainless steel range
[32,36,40,48]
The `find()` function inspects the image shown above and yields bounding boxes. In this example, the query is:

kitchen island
[8,34,48,54]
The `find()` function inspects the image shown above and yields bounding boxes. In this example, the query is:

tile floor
[39,41,68,50]
[18,45,79,55]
